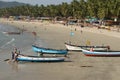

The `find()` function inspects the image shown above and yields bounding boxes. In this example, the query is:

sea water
[0,23,51,80]
[0,24,35,52]
[0,23,36,80]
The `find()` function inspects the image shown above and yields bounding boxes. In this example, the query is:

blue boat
[32,45,68,55]
[17,54,65,62]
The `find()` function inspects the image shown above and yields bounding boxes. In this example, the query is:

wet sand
[0,18,120,80]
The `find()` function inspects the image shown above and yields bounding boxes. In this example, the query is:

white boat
[65,43,110,51]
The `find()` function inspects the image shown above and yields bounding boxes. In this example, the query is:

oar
[4,59,10,61]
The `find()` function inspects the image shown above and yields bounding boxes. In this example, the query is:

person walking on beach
[11,48,20,62]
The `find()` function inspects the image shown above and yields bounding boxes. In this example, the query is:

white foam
[0,38,15,48]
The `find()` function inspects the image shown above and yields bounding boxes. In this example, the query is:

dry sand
[0,18,120,80]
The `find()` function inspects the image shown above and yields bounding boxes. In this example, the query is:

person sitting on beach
[107,45,110,51]
[90,48,94,52]
[11,48,20,62]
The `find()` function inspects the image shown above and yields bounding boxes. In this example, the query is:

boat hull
[17,55,65,62]
[82,49,120,57]
[32,45,68,55]
[3,32,21,35]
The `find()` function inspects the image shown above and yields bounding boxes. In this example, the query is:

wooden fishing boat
[82,49,120,57]
[65,42,110,51]
[17,54,65,62]
[32,45,68,55]
[3,31,21,35]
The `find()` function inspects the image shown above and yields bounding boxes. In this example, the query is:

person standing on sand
[80,30,83,34]
[11,48,20,62]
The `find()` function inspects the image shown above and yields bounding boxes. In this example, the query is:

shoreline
[0,18,120,50]
[0,19,120,50]
[0,18,120,39]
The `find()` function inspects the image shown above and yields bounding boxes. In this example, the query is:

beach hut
[85,16,98,23]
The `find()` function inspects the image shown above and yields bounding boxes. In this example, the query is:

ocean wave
[0,38,15,48]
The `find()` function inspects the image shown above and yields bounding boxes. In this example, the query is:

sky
[1,0,73,5]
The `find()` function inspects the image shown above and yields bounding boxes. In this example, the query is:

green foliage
[0,0,119,19]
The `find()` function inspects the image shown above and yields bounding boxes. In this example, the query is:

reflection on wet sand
[7,60,19,72]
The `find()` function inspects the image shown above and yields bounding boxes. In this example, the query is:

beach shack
[85,16,98,23]
[67,19,78,25]
[100,19,120,31]
[54,17,67,25]
[40,17,52,21]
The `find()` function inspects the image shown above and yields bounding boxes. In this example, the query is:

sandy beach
[0,18,120,80]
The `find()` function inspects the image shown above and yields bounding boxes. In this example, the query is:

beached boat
[32,45,68,55]
[3,31,21,35]
[65,42,110,51]
[82,49,120,57]
[17,54,65,62]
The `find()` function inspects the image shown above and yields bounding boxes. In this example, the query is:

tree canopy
[0,0,119,19]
